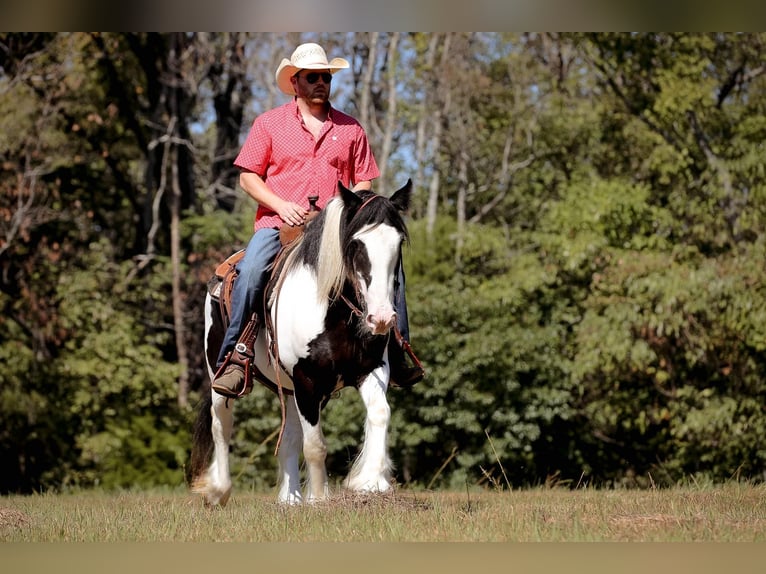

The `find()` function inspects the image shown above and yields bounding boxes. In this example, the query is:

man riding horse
[213,42,424,398]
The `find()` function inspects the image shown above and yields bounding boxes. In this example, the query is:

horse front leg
[293,393,329,502]
[345,365,393,493]
[276,398,303,504]
[193,392,234,506]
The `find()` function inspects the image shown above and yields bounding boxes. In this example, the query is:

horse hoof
[204,490,231,508]
[345,476,392,494]
[192,478,232,508]
[277,493,304,506]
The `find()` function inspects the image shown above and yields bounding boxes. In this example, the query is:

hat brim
[275,57,349,96]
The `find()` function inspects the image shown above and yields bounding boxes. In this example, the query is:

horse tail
[316,197,345,302]
[189,389,213,484]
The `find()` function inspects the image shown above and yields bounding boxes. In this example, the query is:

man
[212,42,424,398]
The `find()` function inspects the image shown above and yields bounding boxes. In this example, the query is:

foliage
[54,240,187,488]
[394,217,577,488]
[2,32,766,493]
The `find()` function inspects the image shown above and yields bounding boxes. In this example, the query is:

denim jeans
[217,227,411,368]
[216,228,281,367]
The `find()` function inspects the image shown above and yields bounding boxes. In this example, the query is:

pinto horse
[191,180,413,505]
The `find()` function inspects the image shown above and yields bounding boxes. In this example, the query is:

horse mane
[277,195,346,306]
[280,185,410,306]
[315,197,346,302]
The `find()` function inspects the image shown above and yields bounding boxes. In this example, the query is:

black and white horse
[191,180,413,505]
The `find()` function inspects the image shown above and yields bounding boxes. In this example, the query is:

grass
[2,482,765,542]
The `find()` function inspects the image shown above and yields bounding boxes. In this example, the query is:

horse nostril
[366,313,394,334]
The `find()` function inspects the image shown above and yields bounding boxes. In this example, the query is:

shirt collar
[291,97,334,123]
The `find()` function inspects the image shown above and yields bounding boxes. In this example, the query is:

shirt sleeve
[351,128,380,184]
[234,116,271,176]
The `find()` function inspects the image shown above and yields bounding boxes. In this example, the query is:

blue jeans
[216,228,281,367]
[216,227,411,368]
[394,251,410,341]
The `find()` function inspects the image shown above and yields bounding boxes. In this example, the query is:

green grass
[2,482,765,542]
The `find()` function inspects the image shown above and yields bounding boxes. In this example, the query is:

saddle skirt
[206,230,307,397]
[207,249,245,327]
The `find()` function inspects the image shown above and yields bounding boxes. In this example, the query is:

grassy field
[2,482,765,542]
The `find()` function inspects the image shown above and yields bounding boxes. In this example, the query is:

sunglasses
[300,72,333,84]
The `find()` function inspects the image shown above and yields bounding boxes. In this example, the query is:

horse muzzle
[366,311,396,335]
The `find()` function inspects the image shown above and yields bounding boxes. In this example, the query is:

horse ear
[338,180,362,211]
[389,179,413,213]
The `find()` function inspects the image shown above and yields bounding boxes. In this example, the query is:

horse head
[333,180,412,335]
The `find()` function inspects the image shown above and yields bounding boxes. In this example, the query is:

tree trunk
[170,142,190,408]
[209,33,250,211]
[413,33,440,220]
[426,33,452,237]
[377,32,399,192]
[455,151,468,269]
[358,32,378,138]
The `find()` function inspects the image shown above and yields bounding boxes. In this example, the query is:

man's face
[292,69,332,104]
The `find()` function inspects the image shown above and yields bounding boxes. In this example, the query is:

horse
[190,180,413,505]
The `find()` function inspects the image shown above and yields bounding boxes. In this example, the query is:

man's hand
[278,200,309,227]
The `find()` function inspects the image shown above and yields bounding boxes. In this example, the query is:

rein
[264,237,303,455]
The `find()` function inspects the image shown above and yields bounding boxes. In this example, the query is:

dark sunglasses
[300,72,332,84]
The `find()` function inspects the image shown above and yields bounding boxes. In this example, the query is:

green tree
[3,33,766,493]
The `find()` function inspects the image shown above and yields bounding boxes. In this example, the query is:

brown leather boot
[212,364,246,398]
[212,312,260,399]
[388,336,425,388]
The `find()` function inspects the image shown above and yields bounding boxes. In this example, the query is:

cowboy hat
[275,43,350,96]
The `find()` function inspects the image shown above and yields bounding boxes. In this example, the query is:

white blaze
[355,224,400,334]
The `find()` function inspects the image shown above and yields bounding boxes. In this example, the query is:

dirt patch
[0,508,31,530]
[608,513,703,529]
[306,490,434,512]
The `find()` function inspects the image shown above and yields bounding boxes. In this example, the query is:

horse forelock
[342,195,408,279]
[346,192,409,244]
[343,193,408,305]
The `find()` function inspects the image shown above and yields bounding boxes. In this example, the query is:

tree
[3,33,766,492]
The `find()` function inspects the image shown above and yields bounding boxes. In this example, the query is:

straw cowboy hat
[275,42,350,96]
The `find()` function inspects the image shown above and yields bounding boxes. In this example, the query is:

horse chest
[301,314,387,389]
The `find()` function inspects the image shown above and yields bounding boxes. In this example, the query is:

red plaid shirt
[234,99,380,231]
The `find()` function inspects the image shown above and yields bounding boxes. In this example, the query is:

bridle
[338,193,391,319]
